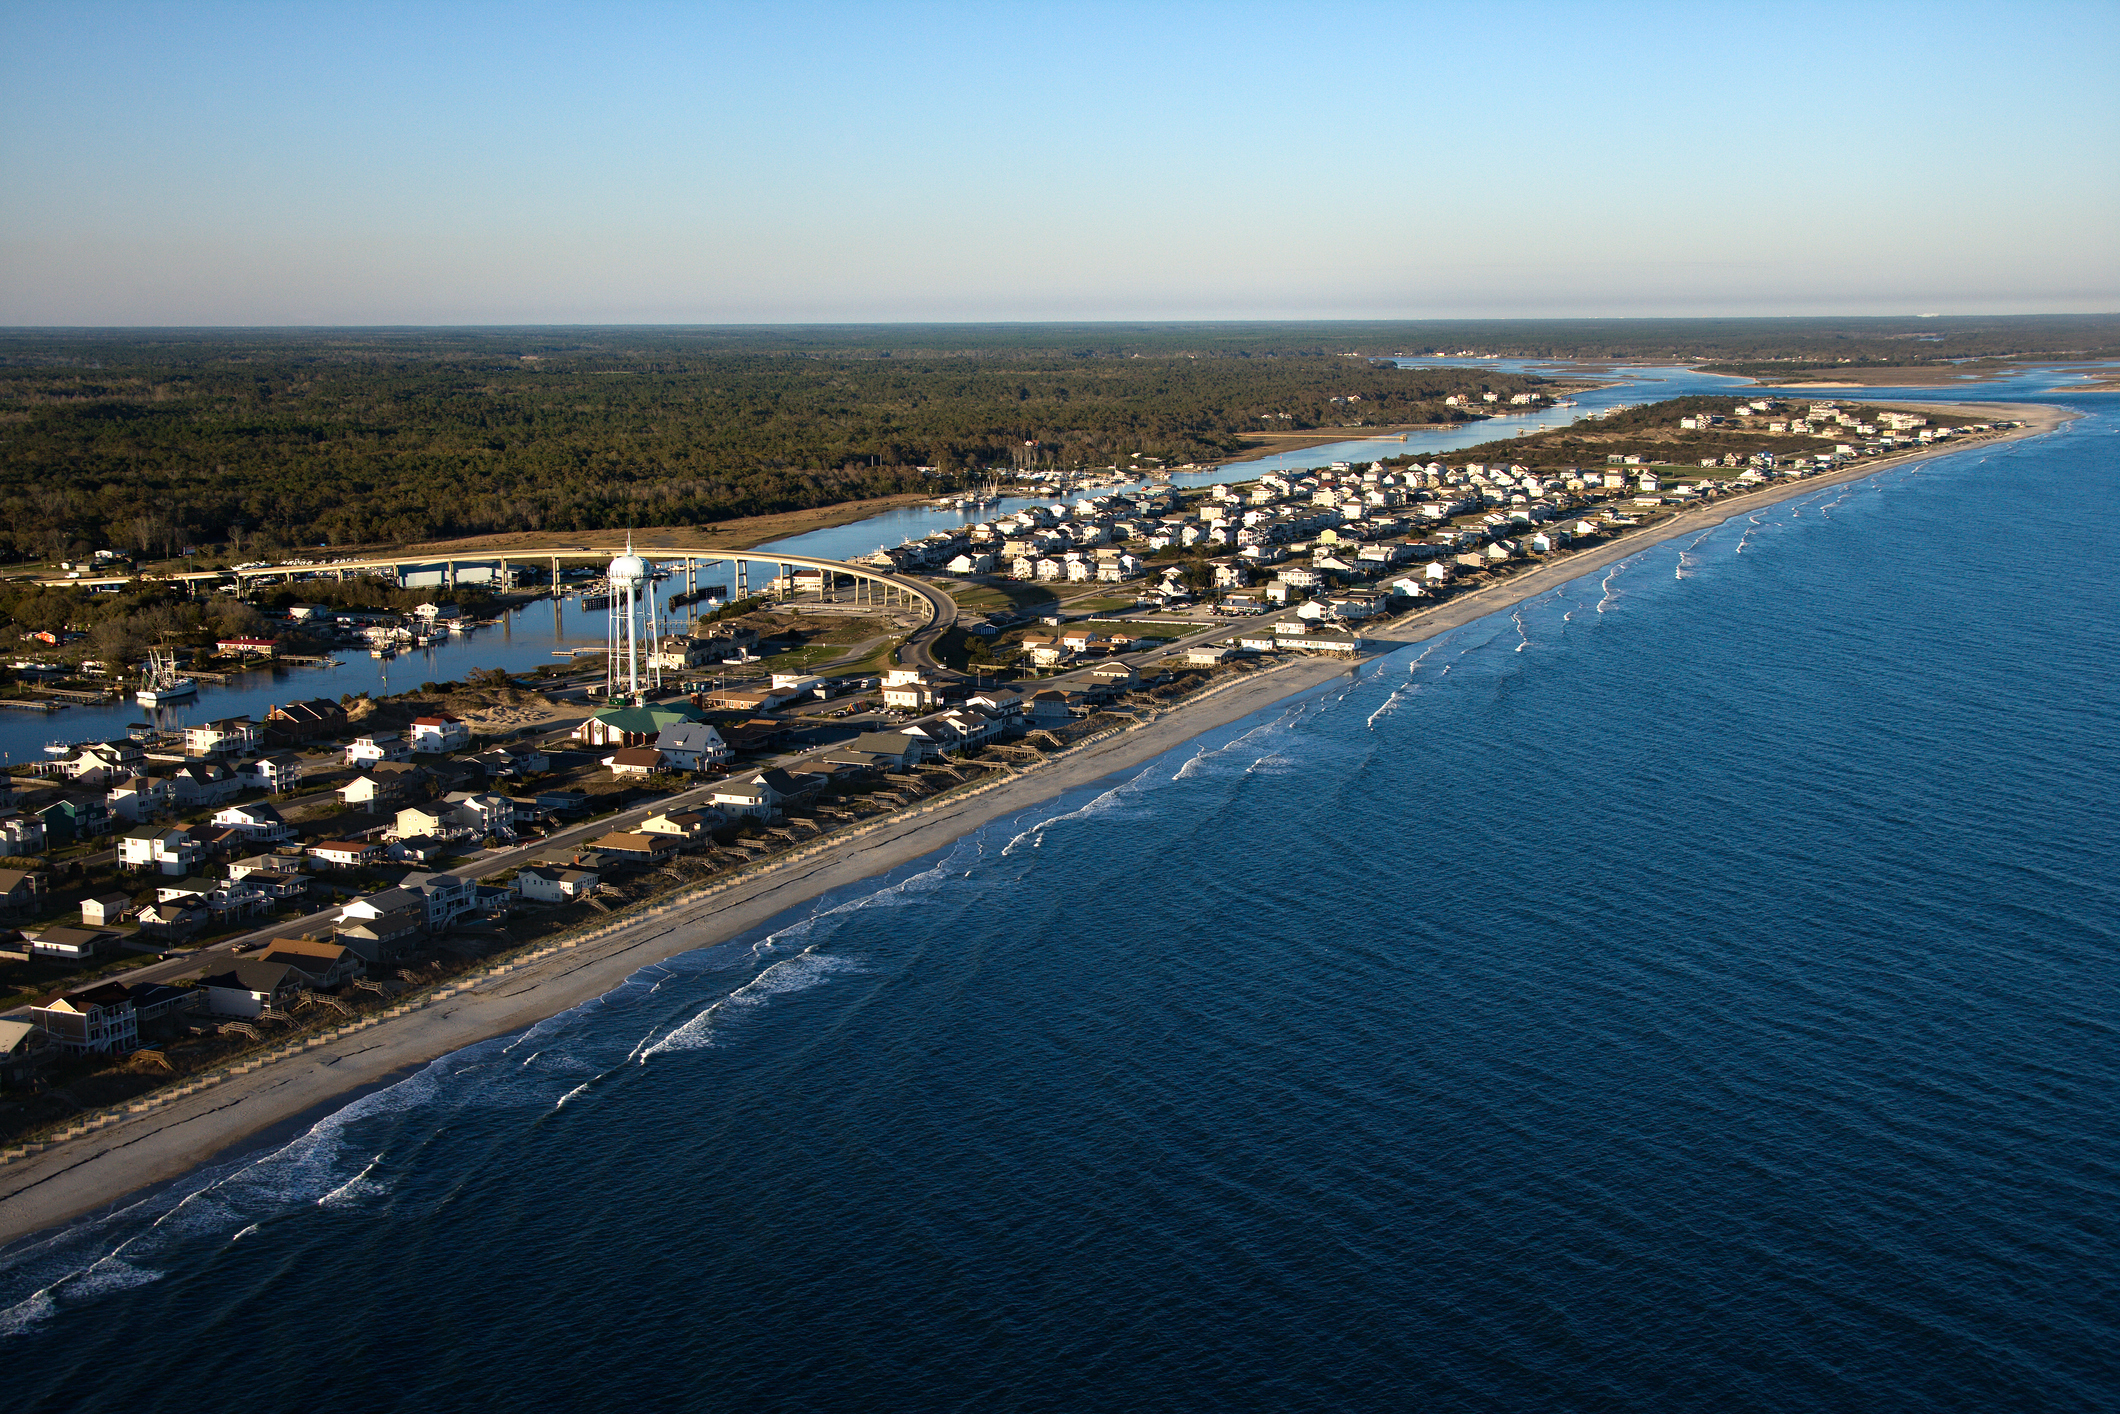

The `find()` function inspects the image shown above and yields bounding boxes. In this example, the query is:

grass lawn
[1062,594,1140,615]
[947,581,1058,616]
[1092,620,1191,640]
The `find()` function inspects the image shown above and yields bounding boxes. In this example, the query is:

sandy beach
[0,402,2075,1246]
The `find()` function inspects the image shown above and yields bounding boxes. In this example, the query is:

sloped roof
[589,704,704,734]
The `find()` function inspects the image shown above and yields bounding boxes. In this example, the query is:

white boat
[136,649,198,706]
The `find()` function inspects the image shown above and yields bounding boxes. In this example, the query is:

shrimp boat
[136,649,198,706]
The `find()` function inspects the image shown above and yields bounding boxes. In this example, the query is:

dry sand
[0,403,2077,1245]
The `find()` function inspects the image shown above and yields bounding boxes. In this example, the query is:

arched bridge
[157,545,960,675]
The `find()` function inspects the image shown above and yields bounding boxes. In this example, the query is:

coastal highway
[890,573,957,674]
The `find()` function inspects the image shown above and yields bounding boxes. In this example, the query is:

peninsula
[0,396,2074,1244]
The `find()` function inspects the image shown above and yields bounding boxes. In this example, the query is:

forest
[0,331,1548,562]
[4,315,2110,565]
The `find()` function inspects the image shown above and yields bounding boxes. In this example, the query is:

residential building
[168,760,240,808]
[882,677,941,712]
[408,714,471,753]
[47,740,138,785]
[198,961,302,1018]
[344,732,412,766]
[38,799,111,848]
[28,926,119,964]
[443,792,515,837]
[467,743,549,778]
[184,717,260,757]
[264,698,347,743]
[212,802,295,843]
[133,901,208,938]
[842,731,925,769]
[638,810,713,844]
[106,773,173,823]
[392,804,453,840]
[535,789,591,817]
[1027,690,1081,725]
[515,864,602,903]
[308,839,385,869]
[574,703,707,748]
[32,983,138,1055]
[258,936,364,988]
[709,768,814,820]
[120,826,205,876]
[125,982,203,1024]
[237,753,306,794]
[388,836,448,866]
[602,747,665,777]
[0,1018,57,1088]
[396,871,479,930]
[80,891,136,927]
[653,721,730,772]
[340,762,430,811]
[0,815,46,856]
[585,831,677,864]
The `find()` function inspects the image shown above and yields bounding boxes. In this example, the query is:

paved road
[890,574,956,673]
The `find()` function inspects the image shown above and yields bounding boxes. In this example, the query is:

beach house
[408,715,471,753]
[212,802,295,844]
[653,721,730,772]
[344,732,412,766]
[120,826,205,876]
[515,864,602,904]
[31,983,138,1056]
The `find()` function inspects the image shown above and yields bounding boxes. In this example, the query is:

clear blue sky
[4,0,2115,324]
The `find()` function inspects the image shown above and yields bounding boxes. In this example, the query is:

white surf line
[1510,603,1534,652]
[1674,525,1718,579]
[1595,555,1639,614]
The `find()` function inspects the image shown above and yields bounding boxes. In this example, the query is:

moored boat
[136,648,198,706]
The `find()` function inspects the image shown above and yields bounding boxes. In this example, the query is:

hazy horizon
[5,0,2116,326]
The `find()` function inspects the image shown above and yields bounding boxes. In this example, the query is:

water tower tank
[607,549,648,586]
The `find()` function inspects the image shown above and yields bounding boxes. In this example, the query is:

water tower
[605,535,666,703]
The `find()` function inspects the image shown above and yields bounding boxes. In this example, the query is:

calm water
[2,378,2114,1411]
[3,360,1688,763]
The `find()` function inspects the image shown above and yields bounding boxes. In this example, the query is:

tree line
[0,332,1549,562]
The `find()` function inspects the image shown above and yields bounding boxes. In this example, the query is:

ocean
[1,383,2114,1412]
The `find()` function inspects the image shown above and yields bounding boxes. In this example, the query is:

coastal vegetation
[0,331,1546,563]
[1402,396,1986,474]
[7,319,2106,568]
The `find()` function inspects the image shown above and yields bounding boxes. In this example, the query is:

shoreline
[0,402,2077,1247]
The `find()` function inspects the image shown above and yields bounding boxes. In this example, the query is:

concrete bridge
[86,546,960,675]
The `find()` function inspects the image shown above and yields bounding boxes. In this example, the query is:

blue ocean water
[2,391,2115,1412]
